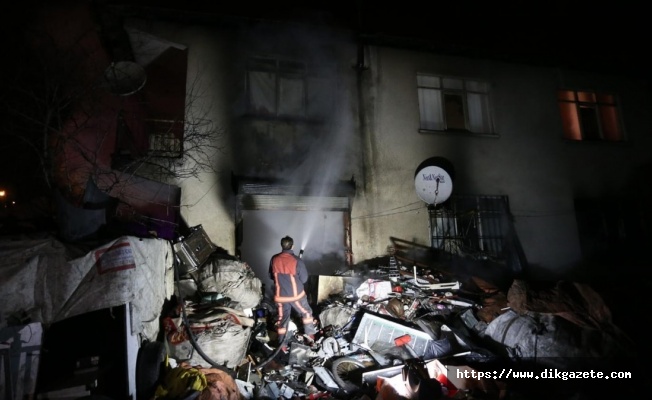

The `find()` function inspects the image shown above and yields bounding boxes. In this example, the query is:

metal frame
[428,194,510,262]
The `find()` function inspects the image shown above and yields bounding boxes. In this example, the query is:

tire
[330,357,367,393]
[136,341,167,400]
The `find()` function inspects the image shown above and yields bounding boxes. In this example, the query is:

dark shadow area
[388,236,516,292]
[36,306,130,399]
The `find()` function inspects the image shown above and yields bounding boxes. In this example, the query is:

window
[428,195,515,263]
[558,90,624,142]
[417,74,493,134]
[147,119,183,157]
[247,57,306,118]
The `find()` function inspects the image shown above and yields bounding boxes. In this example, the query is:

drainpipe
[344,209,353,267]
[353,24,370,192]
[353,0,371,193]
[350,1,372,268]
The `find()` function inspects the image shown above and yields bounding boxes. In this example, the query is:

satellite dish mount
[414,157,455,207]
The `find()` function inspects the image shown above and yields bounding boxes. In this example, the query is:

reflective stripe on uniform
[274,290,306,303]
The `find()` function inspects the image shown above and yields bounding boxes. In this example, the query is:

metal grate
[147,119,183,157]
[429,195,510,261]
[387,256,400,280]
[380,246,401,279]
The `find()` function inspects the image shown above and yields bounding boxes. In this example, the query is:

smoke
[241,209,346,297]
[235,14,357,292]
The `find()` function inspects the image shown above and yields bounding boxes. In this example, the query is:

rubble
[162,251,638,400]
[1,232,640,399]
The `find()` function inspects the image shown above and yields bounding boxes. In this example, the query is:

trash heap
[160,252,638,400]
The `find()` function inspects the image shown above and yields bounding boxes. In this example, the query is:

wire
[254,330,292,372]
[511,210,576,217]
[352,202,426,220]
[174,257,234,378]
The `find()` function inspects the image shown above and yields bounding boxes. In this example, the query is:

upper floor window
[417,74,493,134]
[147,118,183,158]
[558,90,624,142]
[247,57,306,118]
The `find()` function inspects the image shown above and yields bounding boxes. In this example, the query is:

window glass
[417,74,440,88]
[559,102,581,140]
[577,91,596,103]
[442,77,464,90]
[466,80,487,92]
[278,76,305,116]
[248,71,275,115]
[417,73,493,134]
[558,89,624,142]
[467,93,491,133]
[247,57,306,118]
[418,87,444,130]
[557,90,575,101]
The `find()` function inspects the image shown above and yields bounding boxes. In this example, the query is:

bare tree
[0,1,223,234]
[101,71,224,185]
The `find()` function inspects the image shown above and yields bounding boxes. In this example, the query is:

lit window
[417,74,493,134]
[247,57,306,118]
[558,90,624,141]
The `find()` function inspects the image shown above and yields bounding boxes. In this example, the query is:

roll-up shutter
[233,175,355,212]
[238,194,350,211]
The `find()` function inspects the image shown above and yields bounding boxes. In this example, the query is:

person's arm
[268,257,274,279]
[296,258,309,284]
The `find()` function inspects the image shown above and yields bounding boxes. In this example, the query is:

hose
[173,257,235,378]
[330,356,367,393]
[254,324,293,372]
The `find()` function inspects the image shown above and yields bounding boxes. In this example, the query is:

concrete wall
[125,18,361,257]
[354,46,652,277]
[126,18,652,278]
[125,19,238,250]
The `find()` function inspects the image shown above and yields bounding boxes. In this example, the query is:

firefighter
[269,235,316,349]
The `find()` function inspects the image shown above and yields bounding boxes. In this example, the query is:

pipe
[255,327,293,372]
[174,259,234,377]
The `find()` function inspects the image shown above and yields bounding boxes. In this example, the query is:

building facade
[111,5,652,284]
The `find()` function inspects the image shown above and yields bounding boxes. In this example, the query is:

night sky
[105,0,648,77]
[352,0,646,78]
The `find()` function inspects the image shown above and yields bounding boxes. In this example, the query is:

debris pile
[160,252,637,400]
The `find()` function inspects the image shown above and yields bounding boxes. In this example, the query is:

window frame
[428,194,512,262]
[246,56,308,120]
[558,89,625,142]
[417,73,495,135]
[146,119,183,158]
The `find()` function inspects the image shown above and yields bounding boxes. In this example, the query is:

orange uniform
[269,249,315,339]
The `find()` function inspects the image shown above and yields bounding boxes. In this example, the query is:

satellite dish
[103,61,147,96]
[414,157,455,205]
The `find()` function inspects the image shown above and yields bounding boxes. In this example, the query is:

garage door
[240,209,347,297]
[233,177,355,297]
